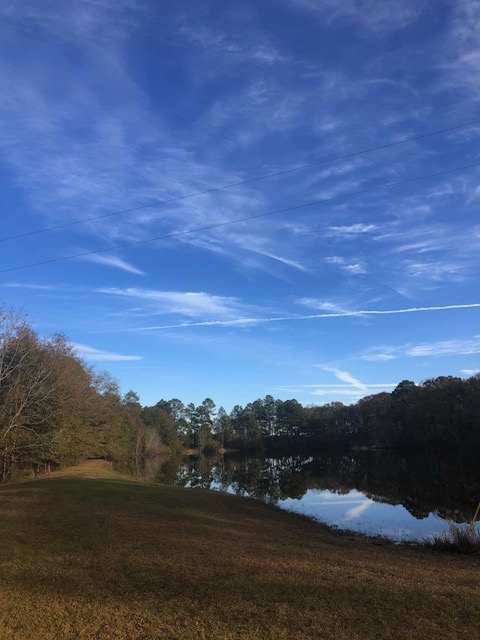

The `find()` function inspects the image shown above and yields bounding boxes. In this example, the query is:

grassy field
[0,461,479,640]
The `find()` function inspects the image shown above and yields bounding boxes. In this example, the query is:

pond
[120,451,480,542]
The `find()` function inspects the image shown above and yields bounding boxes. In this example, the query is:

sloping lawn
[1,461,479,639]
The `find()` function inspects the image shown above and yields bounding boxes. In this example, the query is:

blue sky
[0,0,479,410]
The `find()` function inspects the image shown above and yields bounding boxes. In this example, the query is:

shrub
[429,522,480,554]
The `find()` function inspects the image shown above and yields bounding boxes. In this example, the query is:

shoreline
[1,461,479,639]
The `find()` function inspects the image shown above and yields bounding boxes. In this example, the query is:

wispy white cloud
[461,369,480,375]
[404,260,467,282]
[370,212,480,293]
[80,254,145,275]
[0,0,167,236]
[297,299,351,314]
[198,77,308,151]
[173,24,289,66]
[1,282,64,291]
[0,2,294,280]
[73,343,142,362]
[0,0,139,45]
[305,383,396,389]
[360,335,480,361]
[131,303,480,331]
[326,223,377,237]
[361,352,397,362]
[408,337,480,357]
[282,0,427,32]
[97,287,245,318]
[325,256,368,275]
[373,223,448,253]
[271,381,396,404]
[1,0,477,292]
[188,226,311,277]
[252,250,309,273]
[304,158,372,186]
[438,0,480,100]
[345,263,367,275]
[0,0,478,414]
[319,366,367,391]
[272,383,396,393]
[310,389,365,397]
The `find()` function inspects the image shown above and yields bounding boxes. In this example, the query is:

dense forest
[152,375,480,454]
[1,305,479,480]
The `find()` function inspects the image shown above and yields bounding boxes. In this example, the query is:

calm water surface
[122,451,480,542]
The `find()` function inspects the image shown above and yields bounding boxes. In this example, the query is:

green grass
[1,461,479,639]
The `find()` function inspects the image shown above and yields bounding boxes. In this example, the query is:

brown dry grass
[429,521,480,554]
[1,460,479,639]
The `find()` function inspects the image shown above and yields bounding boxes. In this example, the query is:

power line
[1,117,479,243]
[1,160,479,274]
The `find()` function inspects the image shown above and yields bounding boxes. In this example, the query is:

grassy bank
[1,462,479,639]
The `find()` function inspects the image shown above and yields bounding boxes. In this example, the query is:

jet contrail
[135,302,480,330]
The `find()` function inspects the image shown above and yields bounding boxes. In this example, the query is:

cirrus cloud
[73,343,142,362]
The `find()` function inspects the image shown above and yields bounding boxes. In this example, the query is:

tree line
[151,374,480,454]
[2,304,479,480]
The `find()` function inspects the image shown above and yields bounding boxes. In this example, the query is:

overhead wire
[1,160,479,274]
[1,117,479,243]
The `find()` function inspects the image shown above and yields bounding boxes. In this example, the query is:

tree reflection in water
[119,451,480,540]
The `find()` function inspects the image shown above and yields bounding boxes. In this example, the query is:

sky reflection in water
[278,489,451,542]
[151,453,480,543]
[186,479,474,542]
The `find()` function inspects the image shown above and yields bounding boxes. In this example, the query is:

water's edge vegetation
[2,305,480,483]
